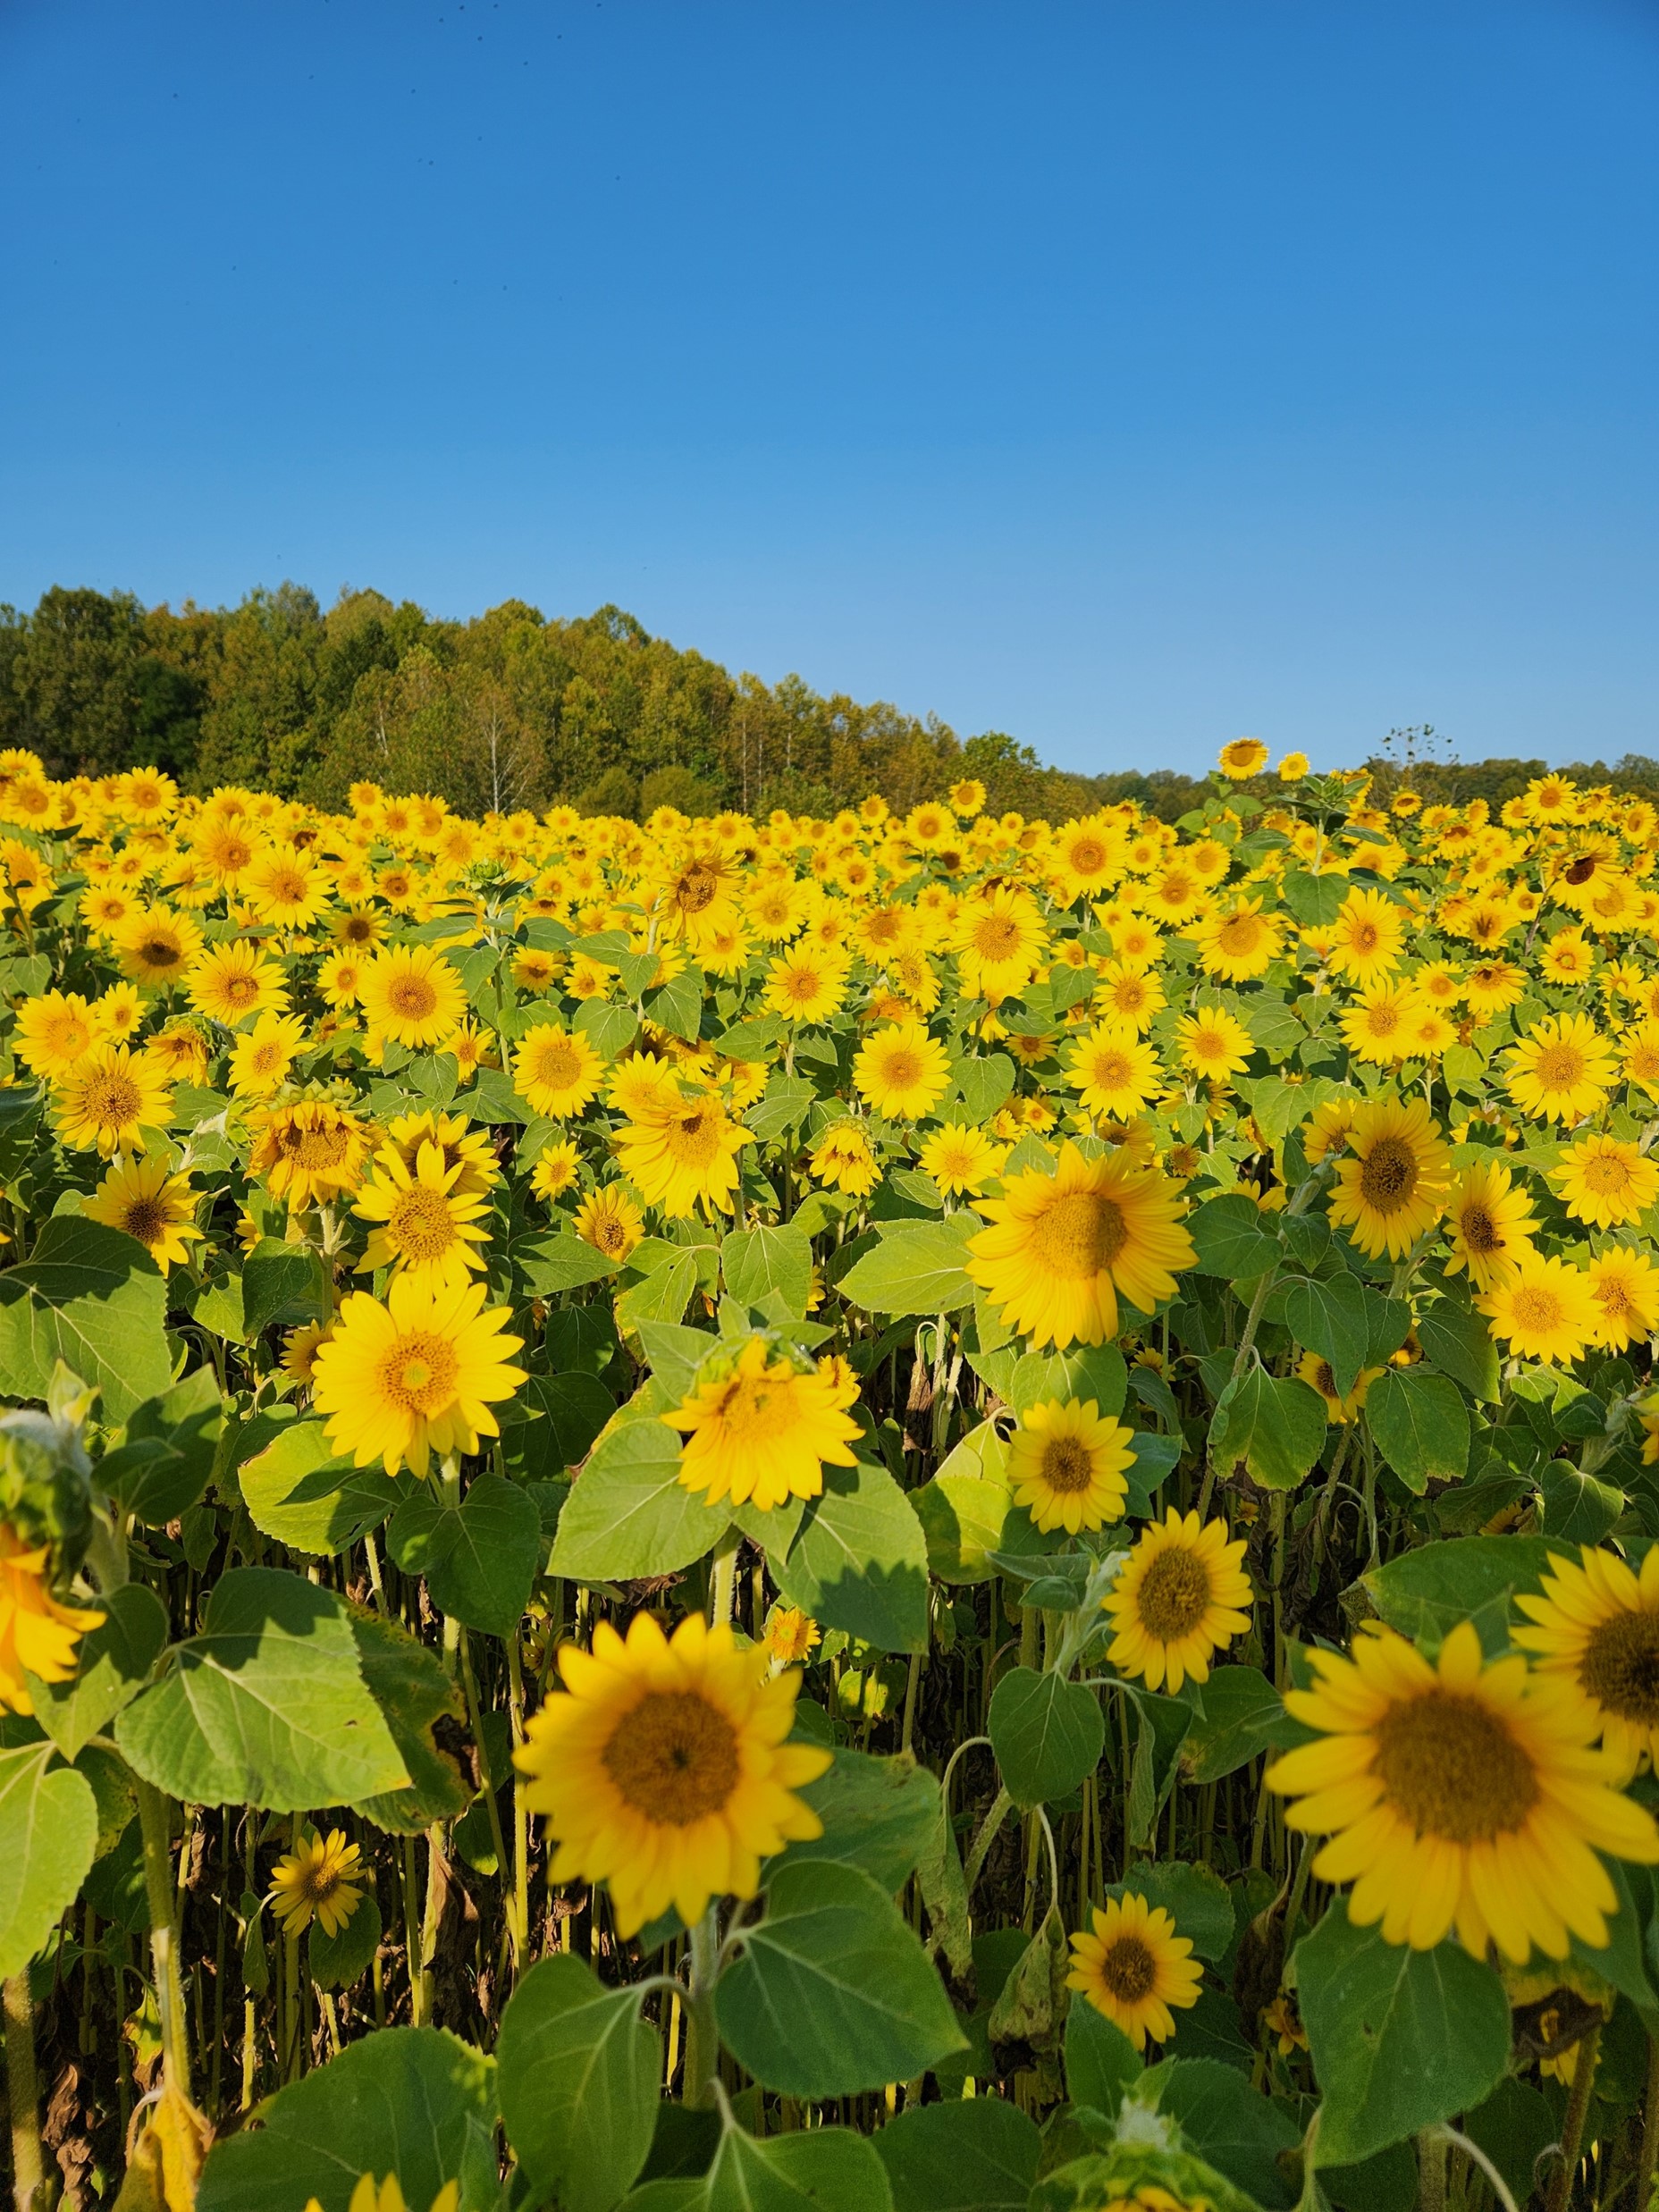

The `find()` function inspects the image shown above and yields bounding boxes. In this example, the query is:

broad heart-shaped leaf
[1141,2056,1301,2209]
[1279,868,1348,925]
[1065,2000,1142,2115]
[116,1567,409,1812]
[1417,1297,1502,1403]
[1107,1861,1234,1962]
[988,1667,1104,1810]
[838,1216,980,1316]
[1360,1535,1562,1647]
[914,1419,1048,1585]
[1208,1369,1326,1493]
[0,1741,98,1980]
[549,1411,731,1581]
[511,1230,623,1296]
[872,2095,1041,2211]
[1177,1665,1298,1786]
[497,1954,658,2212]
[388,1472,540,1637]
[768,1749,942,1893]
[98,1364,227,1524]
[240,1416,412,1556]
[1284,1273,1375,1400]
[25,1582,168,1762]
[1189,1194,1281,1281]
[241,1235,332,1337]
[1009,1343,1128,1419]
[1364,1368,1470,1493]
[197,2025,498,2212]
[349,1611,470,1835]
[763,1458,930,1654]
[500,1372,615,1482]
[1297,1902,1511,2166]
[722,1223,814,1317]
[0,1215,171,1420]
[716,1859,966,2098]
[950,1050,1016,1126]
[627,2124,896,2211]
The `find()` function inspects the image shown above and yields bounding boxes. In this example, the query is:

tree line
[1,584,1651,824]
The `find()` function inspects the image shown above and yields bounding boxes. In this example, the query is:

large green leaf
[765,1459,930,1653]
[25,1581,169,1763]
[1189,1195,1280,1282]
[0,1216,171,1418]
[1364,1369,1470,1493]
[1065,2001,1142,2115]
[722,1224,814,1317]
[1360,1536,1561,1645]
[1177,1666,1296,1786]
[116,1567,409,1812]
[838,1217,979,1316]
[872,2097,1041,2211]
[1142,2056,1300,2208]
[1208,1369,1326,1493]
[988,1667,1104,1810]
[501,1372,615,1482]
[497,1955,658,2212]
[627,2124,895,2211]
[512,1230,623,1295]
[197,2025,498,2212]
[770,1750,942,1893]
[239,1417,410,1556]
[1416,1300,1502,1403]
[241,1235,333,1337]
[1297,1903,1511,2166]
[349,1611,470,1835]
[549,1412,730,1580]
[389,1472,541,1638]
[0,1741,98,1981]
[715,1860,966,2098]
[98,1364,227,1524]
[1284,1274,1389,1400]
[914,1419,1047,1585]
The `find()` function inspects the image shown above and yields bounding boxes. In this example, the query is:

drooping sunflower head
[613,1090,752,1220]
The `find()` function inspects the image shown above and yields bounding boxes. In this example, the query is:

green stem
[685,1906,722,2108]
[709,1527,740,1628]
[459,1627,519,1978]
[1545,2016,1601,2212]
[136,1776,191,2098]
[4,1971,44,2212]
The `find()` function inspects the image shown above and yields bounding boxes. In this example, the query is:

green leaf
[1177,1667,1296,1786]
[238,1415,410,1556]
[1364,1369,1470,1494]
[1142,2056,1301,2208]
[1284,1274,1375,1400]
[767,1459,931,1653]
[872,2097,1041,2211]
[1298,1902,1511,2166]
[116,1567,409,1812]
[98,1365,227,1524]
[1361,1536,1561,1645]
[951,1053,1016,1125]
[512,1231,622,1295]
[349,1611,470,1835]
[1208,1370,1326,1492]
[501,1372,616,1481]
[197,2025,498,2212]
[0,1741,98,1981]
[308,1892,383,1991]
[1461,2076,1556,2211]
[839,1217,980,1316]
[1417,1300,1502,1403]
[771,1750,942,1893]
[497,1953,659,2212]
[1542,1459,1625,1546]
[715,1860,966,2098]
[549,1412,731,1581]
[745,1073,818,1142]
[1190,1195,1280,1281]
[646,966,703,1043]
[575,998,639,1061]
[722,1224,814,1317]
[1009,1343,1128,1418]
[388,1472,541,1637]
[617,1249,701,1331]
[1065,2000,1142,2115]
[628,2125,896,2211]
[914,1420,1047,1585]
[0,1216,172,1419]
[988,1667,1104,1810]
[1280,871,1347,925]
[241,1236,332,1337]
[25,1582,168,1763]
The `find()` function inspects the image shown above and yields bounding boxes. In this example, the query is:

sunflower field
[8,742,1659,2212]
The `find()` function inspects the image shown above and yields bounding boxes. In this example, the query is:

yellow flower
[1515,1545,1659,1781]
[113,904,203,988]
[89,980,146,1046]
[1066,1891,1203,2048]
[968,1140,1194,1349]
[531,1139,582,1202]
[247,1098,373,1211]
[1217,737,1270,780]
[917,1122,1008,1197]
[53,1042,173,1156]
[228,1011,307,1098]
[763,945,850,1024]
[358,943,467,1049]
[1442,1158,1536,1291]
[1585,1246,1659,1350]
[514,1611,831,1937]
[664,1335,861,1511]
[1093,960,1166,1032]
[1267,1619,1659,1960]
[953,886,1048,1003]
[307,2178,459,2212]
[354,1140,492,1289]
[1327,1095,1452,1260]
[1277,752,1310,781]
[1337,980,1424,1064]
[1621,1020,1659,1097]
[380,1108,500,1199]
[765,1604,821,1667]
[810,1121,880,1198]
[512,1022,604,1118]
[0,1527,105,1715]
[1006,1397,1133,1533]
[1175,1005,1255,1084]
[853,1017,952,1121]
[1103,1509,1251,1693]
[573,1183,644,1262]
[83,1155,201,1272]
[269,1828,365,1939]
[1190,897,1282,981]
[1326,887,1406,982]
[186,939,291,1026]
[282,1318,334,1384]
[1550,1132,1659,1230]
[613,1092,750,1219]
[1507,1013,1617,1124]
[14,989,96,1080]
[1479,1251,1599,1365]
[1064,1025,1164,1121]
[1295,1350,1381,1423]
[310,1274,526,1478]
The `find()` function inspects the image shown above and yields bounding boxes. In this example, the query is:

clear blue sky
[3,0,1655,777]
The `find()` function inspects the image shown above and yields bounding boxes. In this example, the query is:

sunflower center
[1358,1137,1418,1212]
[341,915,375,945]
[530,1039,585,1090]
[603,1689,741,1824]
[47,1017,88,1056]
[84,1072,142,1127]
[675,865,720,914]
[1191,1025,1229,1061]
[785,969,821,1004]
[1582,1153,1633,1195]
[1097,1933,1157,2002]
[377,1331,459,1415]
[269,870,306,903]
[387,1186,458,1260]
[973,915,1022,960]
[1460,1203,1500,1253]
[1135,1548,1211,1640]
[1365,1005,1402,1036]
[1533,1045,1586,1089]
[139,935,181,967]
[1217,914,1262,955]
[592,1213,630,1254]
[1580,1611,1659,1723]
[223,972,258,1007]
[1596,1274,1631,1317]
[667,1106,725,1165]
[880,1048,923,1090]
[1564,856,1597,885]
[1040,1435,1095,1493]
[283,1123,352,1165]
[389,973,439,1020]
[1512,1285,1565,1332]
[1313,1359,1339,1399]
[302,1863,342,1905]
[1351,921,1380,953]
[1090,1050,1134,1089]
[122,1197,168,1243]
[1071,839,1107,873]
[1029,1189,1129,1279]
[1372,1687,1538,1842]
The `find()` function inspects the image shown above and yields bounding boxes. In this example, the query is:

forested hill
[2,583,1654,822]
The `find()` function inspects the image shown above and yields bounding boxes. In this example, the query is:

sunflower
[13,988,96,1080]
[1479,1251,1599,1364]
[247,1099,373,1209]
[810,1121,880,1198]
[268,1829,365,1939]
[1093,961,1166,1033]
[1507,1013,1617,1124]
[83,1155,201,1272]
[1006,1397,1133,1534]
[1296,1350,1381,1423]
[446,1021,496,1084]
[186,940,291,1026]
[917,1122,1008,1197]
[0,1527,105,1715]
[354,1140,492,1289]
[282,1318,334,1384]
[573,1183,644,1261]
[358,944,467,1050]
[511,1022,604,1118]
[613,1091,750,1219]
[1337,980,1424,1064]
[1103,1509,1251,1692]
[1175,1005,1255,1084]
[1278,751,1310,780]
[1442,1158,1536,1290]
[530,1139,582,1203]
[1585,1246,1659,1350]
[968,1141,1195,1349]
[310,1274,526,1478]
[763,945,850,1025]
[1620,1020,1659,1098]
[1066,1891,1203,2048]
[853,1018,952,1122]
[1050,819,1124,904]
[143,1018,213,1086]
[381,1108,501,1199]
[1190,897,1282,982]
[1550,1133,1659,1230]
[313,2179,458,2212]
[514,1611,832,1937]
[1064,1026,1164,1122]
[1266,1619,1659,1960]
[1462,959,1527,1018]
[953,887,1048,1003]
[53,1042,173,1156]
[90,980,145,1046]
[1327,1096,1452,1260]
[1324,887,1406,982]
[664,1335,862,1511]
[113,904,203,988]
[765,1604,821,1668]
[1515,1546,1659,1782]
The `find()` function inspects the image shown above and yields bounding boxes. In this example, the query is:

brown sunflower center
[282,1122,352,1166]
[84,1072,142,1128]
[1582,1152,1633,1195]
[1097,1933,1158,2002]
[139,935,181,968]
[1460,1202,1500,1254]
[1040,1435,1095,1493]
[603,1689,741,1824]
[1563,855,1597,885]
[1533,1044,1586,1089]
[1090,1050,1135,1089]
[1217,913,1263,955]
[388,972,439,1019]
[1070,838,1107,873]
[387,1186,458,1261]
[674,865,720,914]
[122,1197,168,1244]
[1512,1285,1565,1332]
[878,1048,924,1092]
[529,1039,585,1091]
[1136,1547,1211,1640]
[341,915,376,945]
[1030,1189,1128,1278]
[972,914,1022,960]
[1372,1687,1539,1842]
[1580,1611,1659,1724]
[1351,921,1380,953]
[592,1212,630,1254]
[223,971,259,1007]
[1358,1136,1418,1213]
[377,1331,459,1415]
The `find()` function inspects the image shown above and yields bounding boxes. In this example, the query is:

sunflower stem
[1638,2031,1659,2212]
[709,1528,740,1627]
[3,1970,45,2212]
[1545,2016,1601,2212]
[136,1775,192,2099]
[1416,2125,1445,2212]
[685,1906,723,2108]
